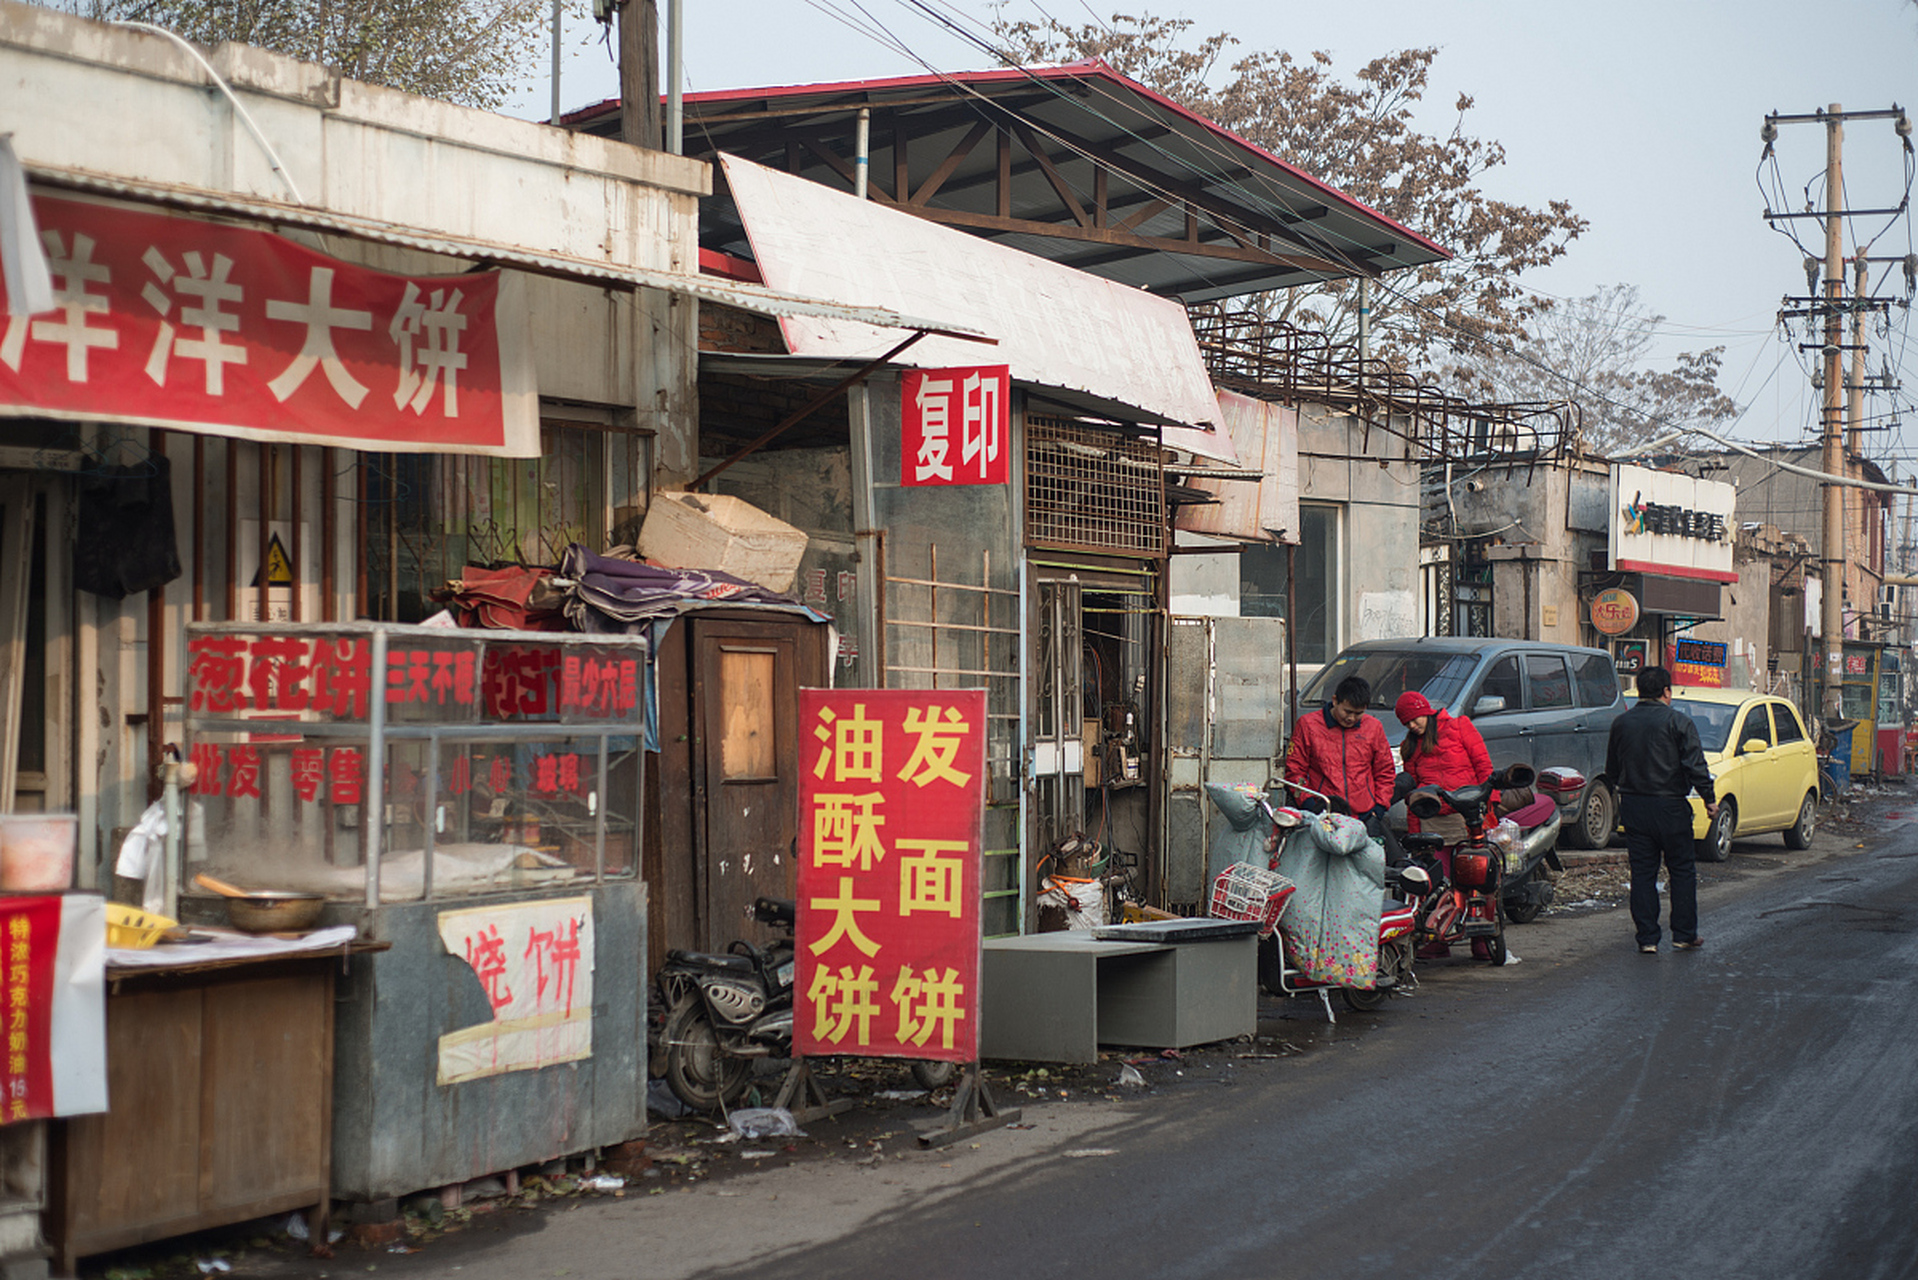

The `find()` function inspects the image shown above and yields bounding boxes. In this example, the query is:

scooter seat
[663,948,757,975]
[1402,833,1446,854]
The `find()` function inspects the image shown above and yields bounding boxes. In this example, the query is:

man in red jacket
[1283,676,1397,835]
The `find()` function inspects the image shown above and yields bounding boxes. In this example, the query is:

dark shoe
[1638,943,1659,954]
[1673,936,1704,951]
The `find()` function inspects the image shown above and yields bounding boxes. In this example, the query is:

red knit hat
[1394,691,1435,723]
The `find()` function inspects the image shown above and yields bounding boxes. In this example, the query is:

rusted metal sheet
[1173,390,1300,543]
[721,154,1226,437]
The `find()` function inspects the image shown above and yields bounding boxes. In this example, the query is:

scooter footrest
[1459,921,1498,937]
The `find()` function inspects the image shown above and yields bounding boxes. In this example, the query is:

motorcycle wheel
[1502,867,1547,925]
[1484,917,1507,966]
[910,1060,958,1090]
[1341,984,1388,1013]
[662,995,752,1112]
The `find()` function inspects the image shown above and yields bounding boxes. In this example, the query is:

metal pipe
[364,626,389,909]
[160,752,182,921]
[549,0,563,126]
[666,0,683,154]
[855,107,870,199]
[422,729,438,901]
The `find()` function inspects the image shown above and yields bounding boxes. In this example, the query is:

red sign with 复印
[797,689,984,1064]
[0,195,536,455]
[901,366,1010,487]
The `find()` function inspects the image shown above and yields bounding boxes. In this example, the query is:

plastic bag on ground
[727,1106,805,1140]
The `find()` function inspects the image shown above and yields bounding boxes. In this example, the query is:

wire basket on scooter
[1209,862,1296,938]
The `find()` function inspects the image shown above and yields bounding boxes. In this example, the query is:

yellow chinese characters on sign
[797,691,984,1064]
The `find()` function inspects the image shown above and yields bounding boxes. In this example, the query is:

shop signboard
[1670,638,1729,688]
[0,195,537,456]
[1614,638,1649,675]
[1609,463,1737,583]
[901,366,1010,487]
[435,896,595,1084]
[797,689,984,1064]
[0,894,106,1123]
[1589,587,1641,636]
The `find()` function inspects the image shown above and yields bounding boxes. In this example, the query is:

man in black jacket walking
[1605,665,1719,953]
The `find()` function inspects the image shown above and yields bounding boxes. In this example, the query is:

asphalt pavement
[159,794,1918,1280]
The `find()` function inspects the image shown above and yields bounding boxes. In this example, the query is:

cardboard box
[638,492,809,594]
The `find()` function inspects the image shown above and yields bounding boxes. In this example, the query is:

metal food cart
[180,622,650,1205]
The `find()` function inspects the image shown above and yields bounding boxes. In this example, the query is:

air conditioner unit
[1879,583,1899,622]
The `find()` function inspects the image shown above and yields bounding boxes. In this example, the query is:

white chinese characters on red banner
[797,690,984,1064]
[0,195,537,455]
[435,896,595,1083]
[900,366,1010,487]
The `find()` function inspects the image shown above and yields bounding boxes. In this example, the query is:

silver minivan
[1298,638,1625,848]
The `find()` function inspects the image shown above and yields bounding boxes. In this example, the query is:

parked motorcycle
[1491,765,1585,924]
[1402,781,1509,965]
[1224,781,1430,1019]
[655,897,954,1111]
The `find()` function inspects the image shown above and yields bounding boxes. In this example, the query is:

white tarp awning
[720,154,1235,464]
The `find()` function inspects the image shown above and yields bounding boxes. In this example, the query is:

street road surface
[278,815,1918,1280]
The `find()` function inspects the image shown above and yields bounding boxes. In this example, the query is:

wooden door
[692,618,802,951]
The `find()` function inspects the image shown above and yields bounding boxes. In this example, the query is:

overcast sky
[502,0,1918,467]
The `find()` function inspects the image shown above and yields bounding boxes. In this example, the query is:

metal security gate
[1162,615,1290,913]
[881,546,1023,936]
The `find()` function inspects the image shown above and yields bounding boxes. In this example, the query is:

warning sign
[251,532,295,589]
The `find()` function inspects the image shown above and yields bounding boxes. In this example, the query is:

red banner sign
[0,895,106,1123]
[797,689,984,1064]
[0,195,537,455]
[1669,639,1727,688]
[901,366,1009,486]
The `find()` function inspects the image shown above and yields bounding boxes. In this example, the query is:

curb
[1558,850,1628,867]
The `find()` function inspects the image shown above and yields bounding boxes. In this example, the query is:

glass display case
[183,623,646,906]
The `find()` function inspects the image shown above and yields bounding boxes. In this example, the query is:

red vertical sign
[797,689,985,1063]
[0,897,61,1123]
[900,366,1010,487]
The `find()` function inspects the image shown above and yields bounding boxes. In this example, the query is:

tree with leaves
[991,13,1587,372]
[41,0,554,111]
[1444,284,1740,456]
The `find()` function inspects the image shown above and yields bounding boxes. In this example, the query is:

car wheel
[1564,779,1615,850]
[1783,791,1816,850]
[1696,799,1735,863]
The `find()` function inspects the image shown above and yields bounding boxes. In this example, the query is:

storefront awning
[719,154,1237,465]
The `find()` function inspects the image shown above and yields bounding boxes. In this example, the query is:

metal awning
[24,164,988,339]
[567,61,1450,303]
[720,153,1237,463]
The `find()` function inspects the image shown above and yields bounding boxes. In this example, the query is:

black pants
[1620,793,1698,946]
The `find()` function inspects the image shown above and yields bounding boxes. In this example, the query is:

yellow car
[1669,687,1821,862]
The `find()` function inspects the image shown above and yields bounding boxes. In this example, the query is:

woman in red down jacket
[1392,690,1492,845]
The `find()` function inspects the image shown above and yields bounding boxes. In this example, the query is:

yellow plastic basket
[105,903,177,949]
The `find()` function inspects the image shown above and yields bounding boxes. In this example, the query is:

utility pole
[1766,104,1916,720]
[619,0,660,151]
[1819,104,1846,721]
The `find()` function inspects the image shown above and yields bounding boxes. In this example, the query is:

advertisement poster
[1670,638,1729,688]
[797,689,985,1064]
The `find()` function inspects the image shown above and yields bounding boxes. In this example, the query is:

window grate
[1024,416,1164,557]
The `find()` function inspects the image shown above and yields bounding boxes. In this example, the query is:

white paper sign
[436,895,594,1085]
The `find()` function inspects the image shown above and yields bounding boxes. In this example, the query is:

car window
[1670,699,1738,751]
[1476,656,1522,714]
[1738,704,1774,750]
[1572,653,1619,707]
[1525,654,1573,710]
[1300,650,1479,710]
[1773,701,1808,744]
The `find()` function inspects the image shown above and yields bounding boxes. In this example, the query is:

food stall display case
[182,622,651,1204]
